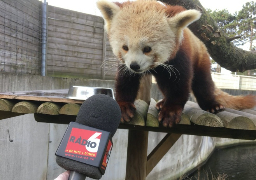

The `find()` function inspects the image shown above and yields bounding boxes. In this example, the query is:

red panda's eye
[143,46,152,53]
[122,45,129,51]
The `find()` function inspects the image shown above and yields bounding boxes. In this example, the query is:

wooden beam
[146,133,182,176]
[0,111,24,120]
[118,124,256,140]
[125,130,148,180]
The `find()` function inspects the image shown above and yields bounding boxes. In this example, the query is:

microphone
[55,94,121,179]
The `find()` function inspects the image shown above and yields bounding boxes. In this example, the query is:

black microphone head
[76,94,121,136]
[56,94,121,179]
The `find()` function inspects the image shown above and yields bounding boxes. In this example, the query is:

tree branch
[227,36,242,42]
[161,0,256,72]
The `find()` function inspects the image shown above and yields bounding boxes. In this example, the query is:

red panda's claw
[117,101,136,123]
[158,105,183,127]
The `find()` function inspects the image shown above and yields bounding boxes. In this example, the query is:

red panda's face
[97,0,201,73]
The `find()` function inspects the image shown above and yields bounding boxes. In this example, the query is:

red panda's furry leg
[192,57,225,113]
[115,65,142,122]
[152,50,192,127]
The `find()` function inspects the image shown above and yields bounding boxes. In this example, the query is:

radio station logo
[65,128,102,158]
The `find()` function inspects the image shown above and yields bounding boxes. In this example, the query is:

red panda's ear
[97,0,120,32]
[168,10,201,30]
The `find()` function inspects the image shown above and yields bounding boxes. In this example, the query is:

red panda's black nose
[130,62,140,71]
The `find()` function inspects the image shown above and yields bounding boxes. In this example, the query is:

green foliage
[208,1,256,75]
[207,1,256,50]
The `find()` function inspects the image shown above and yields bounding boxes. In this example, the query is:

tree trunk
[161,0,256,72]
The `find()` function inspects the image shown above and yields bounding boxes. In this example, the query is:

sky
[46,0,255,16]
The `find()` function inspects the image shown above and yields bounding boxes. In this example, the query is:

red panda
[97,0,256,127]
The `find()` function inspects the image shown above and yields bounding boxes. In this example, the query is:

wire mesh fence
[0,0,42,75]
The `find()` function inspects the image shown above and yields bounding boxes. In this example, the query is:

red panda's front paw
[156,99,165,110]
[158,105,183,127]
[117,101,136,123]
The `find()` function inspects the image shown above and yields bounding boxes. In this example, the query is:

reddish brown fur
[98,0,256,126]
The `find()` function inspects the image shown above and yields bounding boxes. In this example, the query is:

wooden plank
[0,6,41,32]
[47,32,103,45]
[48,5,103,23]
[0,110,23,120]
[146,133,182,176]
[0,2,41,30]
[47,25,103,40]
[47,36,103,50]
[118,124,256,140]
[47,43,103,55]
[47,18,103,34]
[47,66,102,76]
[0,63,39,75]
[0,26,41,47]
[2,0,41,12]
[34,113,75,124]
[1,0,41,21]
[0,89,84,104]
[0,33,40,53]
[47,48,102,60]
[125,130,148,180]
[47,54,102,64]
[47,60,101,70]
[47,11,103,28]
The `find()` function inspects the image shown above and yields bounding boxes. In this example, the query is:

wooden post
[125,130,148,180]
[125,75,151,180]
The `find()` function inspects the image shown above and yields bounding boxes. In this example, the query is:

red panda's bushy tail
[214,87,256,110]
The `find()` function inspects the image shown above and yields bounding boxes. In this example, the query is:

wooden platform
[1,89,256,139]
[1,89,256,180]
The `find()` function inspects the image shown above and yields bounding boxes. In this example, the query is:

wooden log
[224,108,256,127]
[59,103,80,115]
[242,109,256,115]
[125,130,148,180]
[12,101,38,114]
[0,99,15,111]
[147,98,159,127]
[186,101,256,130]
[127,99,148,126]
[146,133,182,176]
[183,104,224,127]
[216,111,256,130]
[136,75,152,104]
[37,102,61,115]
[147,99,191,127]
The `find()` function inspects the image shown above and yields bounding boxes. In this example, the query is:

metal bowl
[67,86,115,100]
